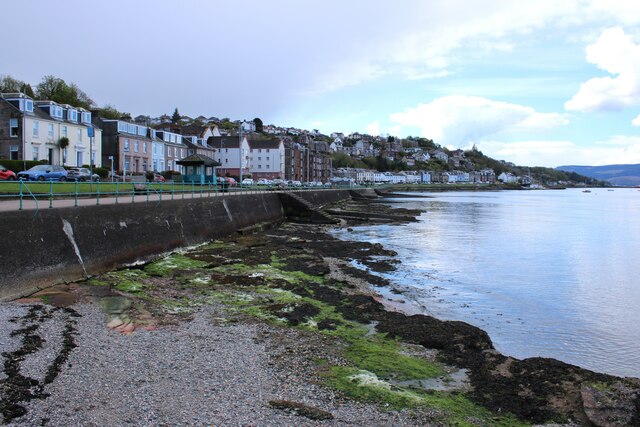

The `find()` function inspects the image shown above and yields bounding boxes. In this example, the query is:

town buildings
[1,93,102,167]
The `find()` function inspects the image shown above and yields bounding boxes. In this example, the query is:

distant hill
[556,164,640,186]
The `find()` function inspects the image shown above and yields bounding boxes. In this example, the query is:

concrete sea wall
[1,190,351,301]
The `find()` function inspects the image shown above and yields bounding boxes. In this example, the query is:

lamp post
[108,155,114,182]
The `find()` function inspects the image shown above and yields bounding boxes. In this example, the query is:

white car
[257,178,272,185]
[242,178,254,185]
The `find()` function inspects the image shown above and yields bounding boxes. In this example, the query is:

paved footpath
[0,189,275,212]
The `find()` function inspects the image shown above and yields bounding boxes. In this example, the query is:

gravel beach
[1,301,434,426]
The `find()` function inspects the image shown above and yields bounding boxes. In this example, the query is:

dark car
[66,167,100,182]
[0,165,16,181]
[17,165,67,181]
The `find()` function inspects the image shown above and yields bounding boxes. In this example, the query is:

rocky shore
[1,197,639,426]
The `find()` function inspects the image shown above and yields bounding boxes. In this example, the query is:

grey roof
[208,136,241,149]
[176,154,221,167]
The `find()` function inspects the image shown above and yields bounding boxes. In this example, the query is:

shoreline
[1,198,639,426]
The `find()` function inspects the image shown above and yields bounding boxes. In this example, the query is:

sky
[4,0,640,167]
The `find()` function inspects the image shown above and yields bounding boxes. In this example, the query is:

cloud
[365,121,381,136]
[632,113,640,126]
[389,95,568,146]
[477,136,640,167]
[565,27,640,112]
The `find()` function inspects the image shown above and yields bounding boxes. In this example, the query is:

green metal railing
[0,179,369,211]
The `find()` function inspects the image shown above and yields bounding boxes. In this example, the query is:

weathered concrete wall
[1,190,352,301]
[293,189,352,207]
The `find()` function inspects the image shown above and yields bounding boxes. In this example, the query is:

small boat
[582,189,591,193]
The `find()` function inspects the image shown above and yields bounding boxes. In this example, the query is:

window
[69,110,78,121]
[124,139,130,151]
[181,148,185,157]
[225,159,228,164]
[63,148,67,164]
[118,122,127,132]
[142,160,147,172]
[258,157,261,161]
[266,156,270,161]
[225,148,228,153]
[143,142,147,154]
[266,149,269,153]
[78,128,83,141]
[258,165,262,169]
[25,100,33,112]
[124,158,130,172]
[33,121,39,137]
[33,147,39,161]
[48,123,54,138]
[62,126,67,137]
[76,151,83,166]
[258,149,262,153]
[81,112,91,124]
[9,119,18,137]
[167,160,173,170]
[10,145,19,160]
[134,141,139,152]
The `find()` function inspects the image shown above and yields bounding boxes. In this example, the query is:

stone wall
[1,190,353,301]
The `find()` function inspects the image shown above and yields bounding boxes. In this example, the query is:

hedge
[0,159,48,172]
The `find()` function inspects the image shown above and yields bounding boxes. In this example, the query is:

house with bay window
[155,130,185,173]
[98,119,151,175]
[0,93,101,166]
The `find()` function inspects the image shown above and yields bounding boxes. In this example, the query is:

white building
[0,94,102,166]
[248,139,285,179]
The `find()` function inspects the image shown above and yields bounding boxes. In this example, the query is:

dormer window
[81,112,91,124]
[68,109,78,121]
[25,100,33,112]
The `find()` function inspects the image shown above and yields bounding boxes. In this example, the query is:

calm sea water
[334,188,640,378]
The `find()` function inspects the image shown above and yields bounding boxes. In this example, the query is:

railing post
[49,180,53,209]
[74,179,78,207]
[19,180,23,210]
[96,181,100,205]
[191,181,195,199]
[131,182,135,203]
[171,180,174,201]
[159,181,163,202]
[115,181,119,204]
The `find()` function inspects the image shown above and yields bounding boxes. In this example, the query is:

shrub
[0,159,48,172]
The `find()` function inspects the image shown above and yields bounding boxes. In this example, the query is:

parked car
[226,177,237,186]
[256,178,272,185]
[0,165,16,181]
[17,165,67,181]
[152,173,165,183]
[241,178,254,186]
[66,167,100,182]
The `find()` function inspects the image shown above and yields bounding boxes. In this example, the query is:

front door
[48,148,54,165]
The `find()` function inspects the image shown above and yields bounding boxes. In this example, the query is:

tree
[0,75,26,93]
[172,108,181,123]
[253,117,263,133]
[98,104,124,120]
[20,83,35,98]
[35,75,94,109]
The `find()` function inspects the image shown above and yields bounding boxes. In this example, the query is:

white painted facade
[11,97,103,167]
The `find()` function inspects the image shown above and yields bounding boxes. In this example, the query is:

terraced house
[0,93,102,166]
[98,119,151,175]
